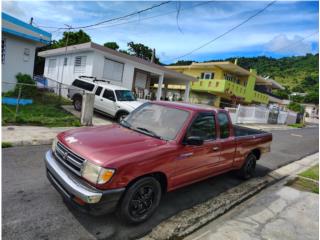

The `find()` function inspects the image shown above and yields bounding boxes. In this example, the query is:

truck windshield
[122,103,190,140]
[115,90,136,101]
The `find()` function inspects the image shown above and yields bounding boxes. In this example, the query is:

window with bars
[74,56,87,73]
[2,38,6,64]
[48,58,56,74]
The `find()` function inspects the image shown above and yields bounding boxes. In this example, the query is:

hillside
[225,54,319,92]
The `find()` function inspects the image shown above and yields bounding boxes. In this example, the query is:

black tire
[116,112,128,123]
[237,153,257,180]
[73,97,82,111]
[118,177,162,224]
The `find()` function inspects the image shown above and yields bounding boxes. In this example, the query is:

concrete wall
[2,33,37,92]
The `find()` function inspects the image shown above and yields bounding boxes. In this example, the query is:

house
[167,61,284,107]
[38,42,196,101]
[2,12,51,92]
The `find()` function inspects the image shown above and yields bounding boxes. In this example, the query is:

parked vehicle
[67,76,143,122]
[44,101,272,224]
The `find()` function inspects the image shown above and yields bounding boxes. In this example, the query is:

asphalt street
[2,126,319,240]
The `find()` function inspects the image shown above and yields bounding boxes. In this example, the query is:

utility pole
[59,24,72,104]
[151,48,155,63]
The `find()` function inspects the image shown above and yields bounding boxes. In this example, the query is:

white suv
[67,76,143,122]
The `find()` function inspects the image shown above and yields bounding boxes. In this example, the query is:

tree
[104,42,119,50]
[169,60,194,66]
[304,90,319,104]
[126,41,160,64]
[288,102,304,114]
[51,30,91,49]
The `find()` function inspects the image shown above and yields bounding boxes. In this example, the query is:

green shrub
[14,73,37,98]
[2,142,13,148]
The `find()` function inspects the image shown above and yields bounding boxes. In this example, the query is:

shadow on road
[66,164,271,240]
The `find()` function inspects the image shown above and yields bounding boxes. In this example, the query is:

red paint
[57,101,272,191]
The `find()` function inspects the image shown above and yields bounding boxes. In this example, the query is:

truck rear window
[218,112,230,139]
[72,79,95,91]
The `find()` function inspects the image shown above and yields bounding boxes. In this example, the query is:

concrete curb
[142,153,319,240]
[7,138,54,147]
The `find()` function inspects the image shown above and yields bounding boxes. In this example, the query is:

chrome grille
[55,142,85,176]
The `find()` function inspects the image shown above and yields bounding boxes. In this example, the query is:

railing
[252,91,269,104]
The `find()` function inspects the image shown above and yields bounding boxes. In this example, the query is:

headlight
[82,161,115,184]
[52,137,58,153]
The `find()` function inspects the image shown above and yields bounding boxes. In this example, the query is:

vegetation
[299,164,319,181]
[104,42,119,50]
[50,30,91,49]
[3,75,80,127]
[2,142,13,148]
[288,123,305,128]
[287,102,304,113]
[287,164,319,194]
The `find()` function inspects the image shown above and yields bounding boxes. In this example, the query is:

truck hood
[119,101,143,110]
[58,124,166,167]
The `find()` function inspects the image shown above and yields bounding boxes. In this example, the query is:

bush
[288,102,304,114]
[14,73,37,98]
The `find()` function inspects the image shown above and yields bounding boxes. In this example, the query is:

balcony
[191,79,246,98]
[191,79,269,104]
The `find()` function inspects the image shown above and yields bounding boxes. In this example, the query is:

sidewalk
[239,123,296,131]
[2,106,114,146]
[185,155,319,240]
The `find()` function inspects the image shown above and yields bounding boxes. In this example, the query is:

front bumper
[44,150,125,215]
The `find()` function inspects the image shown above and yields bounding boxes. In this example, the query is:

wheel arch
[126,172,168,194]
[250,148,261,160]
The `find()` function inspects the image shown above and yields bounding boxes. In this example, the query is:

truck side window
[95,86,103,96]
[72,79,95,91]
[218,112,230,139]
[187,114,216,140]
[103,89,115,101]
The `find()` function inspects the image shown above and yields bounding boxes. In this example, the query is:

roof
[2,12,51,44]
[38,42,197,83]
[154,101,219,112]
[167,61,283,88]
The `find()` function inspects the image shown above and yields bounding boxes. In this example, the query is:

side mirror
[184,136,204,146]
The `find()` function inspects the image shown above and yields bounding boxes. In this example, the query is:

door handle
[212,146,220,151]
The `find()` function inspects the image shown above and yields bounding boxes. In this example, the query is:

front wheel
[117,112,128,123]
[118,177,162,224]
[237,153,257,180]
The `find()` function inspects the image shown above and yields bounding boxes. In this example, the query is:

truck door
[95,88,117,117]
[215,111,237,170]
[172,112,221,187]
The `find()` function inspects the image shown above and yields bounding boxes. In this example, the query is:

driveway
[2,126,318,240]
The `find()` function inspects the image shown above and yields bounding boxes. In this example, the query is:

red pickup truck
[45,101,272,224]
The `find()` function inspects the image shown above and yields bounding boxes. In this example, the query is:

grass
[2,91,81,127]
[288,123,305,128]
[2,142,13,148]
[287,164,319,194]
[299,164,319,181]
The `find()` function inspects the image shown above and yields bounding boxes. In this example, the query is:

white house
[38,42,196,101]
[2,12,51,92]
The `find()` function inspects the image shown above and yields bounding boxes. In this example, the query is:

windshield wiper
[136,127,162,140]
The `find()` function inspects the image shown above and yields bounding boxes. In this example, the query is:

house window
[23,48,30,62]
[63,57,68,66]
[103,58,124,82]
[201,72,214,80]
[48,58,56,74]
[74,56,87,73]
[2,38,6,64]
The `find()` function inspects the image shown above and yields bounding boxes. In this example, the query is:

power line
[36,1,171,30]
[166,0,277,62]
[84,1,214,31]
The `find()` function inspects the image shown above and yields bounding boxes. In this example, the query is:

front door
[95,88,117,117]
[172,112,221,188]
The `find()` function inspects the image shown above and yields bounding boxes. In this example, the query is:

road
[2,126,318,240]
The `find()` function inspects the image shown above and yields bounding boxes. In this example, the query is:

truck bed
[233,125,268,137]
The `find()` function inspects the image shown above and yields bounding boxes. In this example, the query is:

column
[184,81,191,102]
[156,75,164,101]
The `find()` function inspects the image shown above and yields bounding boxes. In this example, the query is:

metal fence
[2,76,78,123]
[225,105,298,125]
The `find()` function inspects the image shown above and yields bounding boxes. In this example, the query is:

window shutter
[74,56,86,73]
[103,58,124,82]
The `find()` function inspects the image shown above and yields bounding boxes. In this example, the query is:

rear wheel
[237,153,257,180]
[73,97,82,111]
[119,177,161,224]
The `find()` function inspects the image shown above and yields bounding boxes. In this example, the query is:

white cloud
[265,34,314,55]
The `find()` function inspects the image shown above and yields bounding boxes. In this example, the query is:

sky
[2,0,319,64]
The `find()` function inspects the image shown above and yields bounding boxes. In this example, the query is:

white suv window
[72,79,95,91]
[102,89,116,101]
